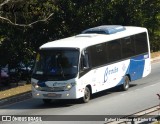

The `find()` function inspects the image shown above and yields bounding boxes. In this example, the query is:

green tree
[0,0,160,67]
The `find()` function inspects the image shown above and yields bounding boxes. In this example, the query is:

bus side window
[80,51,89,70]
[135,32,148,54]
[121,36,135,58]
[108,40,121,62]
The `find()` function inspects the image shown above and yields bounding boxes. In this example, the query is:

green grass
[152,121,160,124]
[0,84,31,99]
[151,51,160,58]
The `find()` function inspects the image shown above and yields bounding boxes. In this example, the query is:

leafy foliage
[0,0,160,67]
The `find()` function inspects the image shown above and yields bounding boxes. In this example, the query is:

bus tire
[43,99,52,105]
[122,76,130,91]
[82,87,91,103]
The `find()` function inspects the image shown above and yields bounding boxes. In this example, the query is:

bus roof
[40,26,148,50]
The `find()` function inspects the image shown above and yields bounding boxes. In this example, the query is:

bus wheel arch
[82,85,92,103]
[126,74,131,81]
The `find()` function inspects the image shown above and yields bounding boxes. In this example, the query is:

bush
[150,35,160,52]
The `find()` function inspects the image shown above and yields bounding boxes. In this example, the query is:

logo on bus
[104,67,118,83]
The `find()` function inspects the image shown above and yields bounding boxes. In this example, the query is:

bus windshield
[32,49,79,81]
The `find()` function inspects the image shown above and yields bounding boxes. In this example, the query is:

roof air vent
[81,25,126,35]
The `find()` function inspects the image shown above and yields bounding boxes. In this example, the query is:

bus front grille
[41,86,65,92]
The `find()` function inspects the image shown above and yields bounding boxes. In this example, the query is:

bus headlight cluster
[31,82,36,87]
[64,82,76,91]
[71,82,76,86]
[65,84,72,91]
[31,82,42,91]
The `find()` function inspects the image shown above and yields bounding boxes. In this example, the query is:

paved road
[0,61,160,124]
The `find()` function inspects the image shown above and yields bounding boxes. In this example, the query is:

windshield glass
[32,49,79,81]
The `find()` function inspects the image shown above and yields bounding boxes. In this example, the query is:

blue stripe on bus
[128,59,145,80]
[117,54,147,86]
[132,54,149,60]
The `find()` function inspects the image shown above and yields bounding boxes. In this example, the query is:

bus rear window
[135,32,148,54]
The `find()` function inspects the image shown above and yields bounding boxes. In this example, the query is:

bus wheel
[82,87,91,103]
[43,99,52,105]
[122,76,130,91]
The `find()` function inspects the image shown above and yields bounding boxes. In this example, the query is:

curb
[0,91,32,107]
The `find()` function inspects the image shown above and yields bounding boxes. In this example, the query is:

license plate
[43,93,62,98]
[47,93,56,97]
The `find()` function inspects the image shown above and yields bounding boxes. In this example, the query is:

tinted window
[83,30,106,34]
[33,49,79,80]
[108,40,121,62]
[121,36,135,58]
[80,50,90,70]
[135,32,148,54]
[90,44,106,67]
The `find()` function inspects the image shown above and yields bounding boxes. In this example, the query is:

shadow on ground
[0,84,137,109]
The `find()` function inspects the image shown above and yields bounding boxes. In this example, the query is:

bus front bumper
[32,87,78,100]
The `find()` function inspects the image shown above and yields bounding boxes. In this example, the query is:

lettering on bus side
[104,67,118,83]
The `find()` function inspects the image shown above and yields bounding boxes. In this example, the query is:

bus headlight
[64,82,76,91]
[65,83,72,91]
[32,82,42,91]
[35,85,43,91]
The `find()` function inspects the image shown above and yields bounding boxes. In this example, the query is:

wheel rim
[124,77,129,89]
[85,89,89,100]
[84,87,90,102]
